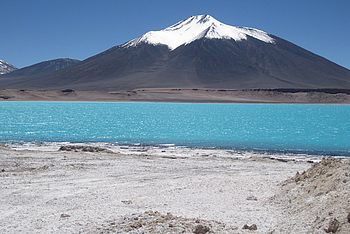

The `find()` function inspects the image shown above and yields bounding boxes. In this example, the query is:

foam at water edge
[3,141,348,162]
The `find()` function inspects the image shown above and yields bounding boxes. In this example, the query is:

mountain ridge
[1,58,80,79]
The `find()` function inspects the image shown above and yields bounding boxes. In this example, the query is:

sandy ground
[272,158,350,233]
[1,88,350,103]
[0,145,349,233]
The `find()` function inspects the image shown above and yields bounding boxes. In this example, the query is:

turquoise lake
[0,102,350,155]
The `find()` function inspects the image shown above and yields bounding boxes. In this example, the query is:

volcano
[1,15,349,91]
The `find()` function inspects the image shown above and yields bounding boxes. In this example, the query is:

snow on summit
[124,15,275,50]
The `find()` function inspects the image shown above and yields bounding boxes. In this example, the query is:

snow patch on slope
[0,59,17,75]
[123,15,275,50]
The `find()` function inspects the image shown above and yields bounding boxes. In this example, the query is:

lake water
[0,102,350,156]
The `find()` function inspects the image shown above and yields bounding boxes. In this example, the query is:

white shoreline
[3,141,347,162]
[0,145,309,233]
[1,145,349,233]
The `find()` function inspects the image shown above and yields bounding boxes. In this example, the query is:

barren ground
[0,145,349,233]
[1,88,350,103]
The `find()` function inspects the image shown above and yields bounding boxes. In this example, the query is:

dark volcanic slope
[0,37,349,91]
[1,58,80,80]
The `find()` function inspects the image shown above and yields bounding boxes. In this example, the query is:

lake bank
[1,88,350,103]
[1,145,349,233]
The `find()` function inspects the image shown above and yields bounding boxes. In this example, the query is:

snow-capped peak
[0,59,17,75]
[123,15,275,50]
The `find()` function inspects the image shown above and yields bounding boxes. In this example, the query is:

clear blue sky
[1,0,349,69]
